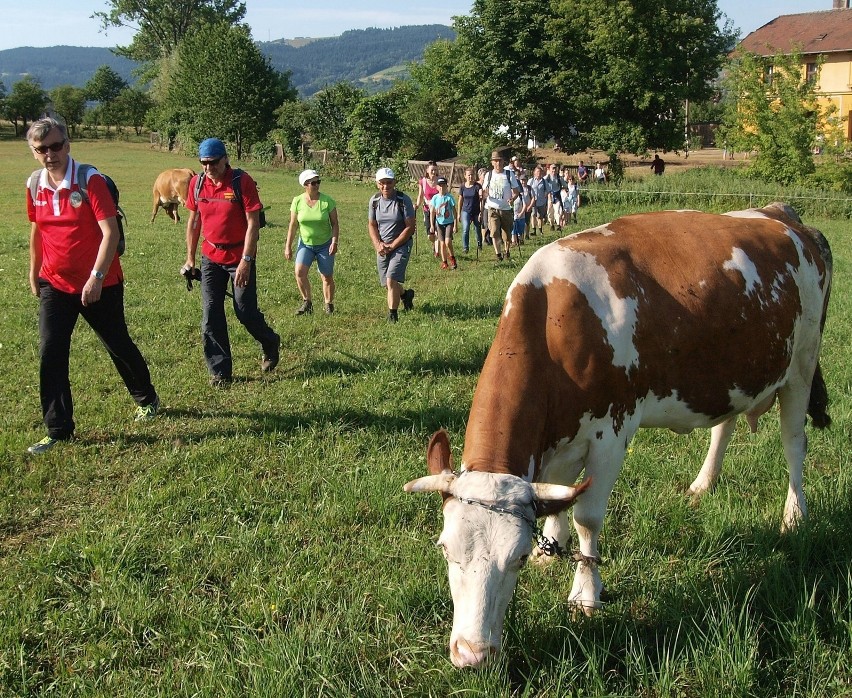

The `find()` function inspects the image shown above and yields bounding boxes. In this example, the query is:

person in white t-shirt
[481,150,521,261]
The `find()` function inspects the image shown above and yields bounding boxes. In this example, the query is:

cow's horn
[531,478,591,504]
[403,472,457,494]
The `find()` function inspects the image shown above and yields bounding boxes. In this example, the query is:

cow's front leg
[531,510,572,566]
[568,438,628,612]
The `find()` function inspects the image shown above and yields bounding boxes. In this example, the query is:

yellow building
[738,2,852,140]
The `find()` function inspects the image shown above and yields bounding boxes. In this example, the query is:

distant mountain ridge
[0,25,456,97]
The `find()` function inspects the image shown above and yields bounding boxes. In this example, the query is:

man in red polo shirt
[181,138,280,386]
[25,116,159,455]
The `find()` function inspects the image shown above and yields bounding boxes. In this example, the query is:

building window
[806,62,818,84]
[764,64,774,85]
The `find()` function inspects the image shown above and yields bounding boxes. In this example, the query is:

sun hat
[375,167,395,181]
[198,138,227,159]
[299,169,320,186]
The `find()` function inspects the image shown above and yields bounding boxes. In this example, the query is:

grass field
[1,138,851,697]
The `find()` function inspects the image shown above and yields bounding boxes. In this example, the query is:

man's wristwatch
[242,254,254,263]
[91,269,105,280]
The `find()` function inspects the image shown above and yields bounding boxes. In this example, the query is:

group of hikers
[23,113,614,455]
[414,151,607,268]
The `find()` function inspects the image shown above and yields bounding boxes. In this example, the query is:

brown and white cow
[150,168,194,223]
[405,203,832,668]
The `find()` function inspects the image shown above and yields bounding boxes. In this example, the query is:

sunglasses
[307,179,321,186]
[31,140,66,154]
[199,156,223,167]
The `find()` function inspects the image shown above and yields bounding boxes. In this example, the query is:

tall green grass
[1,140,851,696]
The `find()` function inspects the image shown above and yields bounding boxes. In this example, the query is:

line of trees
[3,0,841,189]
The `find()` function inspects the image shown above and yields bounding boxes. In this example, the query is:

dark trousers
[38,281,156,439]
[200,256,279,378]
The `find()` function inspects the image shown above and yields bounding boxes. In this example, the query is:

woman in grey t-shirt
[367,167,417,322]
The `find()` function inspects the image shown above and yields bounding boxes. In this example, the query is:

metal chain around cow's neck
[454,495,575,559]
[452,471,602,562]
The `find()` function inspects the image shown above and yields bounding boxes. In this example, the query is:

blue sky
[0,1,836,52]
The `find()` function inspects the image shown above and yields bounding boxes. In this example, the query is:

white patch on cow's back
[723,247,761,294]
[724,209,767,220]
[506,241,640,370]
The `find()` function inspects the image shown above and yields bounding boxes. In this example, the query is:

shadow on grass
[160,404,469,439]
[497,487,852,694]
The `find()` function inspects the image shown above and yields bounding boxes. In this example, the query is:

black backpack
[30,164,126,255]
[370,191,408,221]
[193,168,267,228]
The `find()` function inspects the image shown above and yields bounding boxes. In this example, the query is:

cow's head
[404,430,588,668]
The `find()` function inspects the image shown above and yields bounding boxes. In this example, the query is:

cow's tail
[808,362,831,429]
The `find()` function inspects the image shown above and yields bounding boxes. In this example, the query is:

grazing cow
[150,168,194,223]
[405,203,832,668]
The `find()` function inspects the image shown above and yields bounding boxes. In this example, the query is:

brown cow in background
[150,168,195,223]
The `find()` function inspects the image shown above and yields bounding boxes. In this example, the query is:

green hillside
[0,25,456,97]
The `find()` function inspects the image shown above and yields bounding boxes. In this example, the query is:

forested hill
[262,25,456,95]
[0,25,456,96]
[0,46,138,91]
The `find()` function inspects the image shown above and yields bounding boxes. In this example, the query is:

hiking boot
[401,288,415,311]
[387,309,399,323]
[441,261,449,270]
[261,336,281,373]
[26,436,63,455]
[134,395,160,422]
[450,256,458,270]
[210,374,233,388]
[296,299,313,315]
[324,302,334,314]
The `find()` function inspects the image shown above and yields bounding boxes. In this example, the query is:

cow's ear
[532,479,591,518]
[427,429,453,475]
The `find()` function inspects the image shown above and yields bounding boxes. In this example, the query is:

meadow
[1,137,851,697]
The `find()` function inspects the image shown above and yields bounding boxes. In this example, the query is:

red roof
[738,9,852,56]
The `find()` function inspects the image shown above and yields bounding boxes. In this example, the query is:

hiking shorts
[435,221,454,242]
[377,240,412,286]
[486,208,513,242]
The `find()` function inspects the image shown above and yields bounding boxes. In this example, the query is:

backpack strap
[29,164,125,221]
[28,169,42,205]
[231,168,245,211]
[194,168,248,210]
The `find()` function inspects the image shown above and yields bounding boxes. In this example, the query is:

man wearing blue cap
[181,138,280,386]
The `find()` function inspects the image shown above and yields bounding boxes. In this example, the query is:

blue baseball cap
[198,138,227,159]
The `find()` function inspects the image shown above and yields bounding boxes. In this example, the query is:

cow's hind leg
[778,383,810,532]
[689,417,736,496]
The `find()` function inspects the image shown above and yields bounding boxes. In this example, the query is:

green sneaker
[27,436,61,454]
[134,396,160,422]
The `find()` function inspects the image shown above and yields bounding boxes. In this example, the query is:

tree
[4,76,49,136]
[85,65,130,132]
[165,22,295,158]
[348,90,406,172]
[95,0,246,61]
[85,65,129,103]
[306,82,365,158]
[113,87,155,135]
[49,85,88,136]
[719,50,833,185]
[416,0,737,168]
[274,100,309,162]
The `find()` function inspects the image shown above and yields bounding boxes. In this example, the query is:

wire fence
[583,186,852,220]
